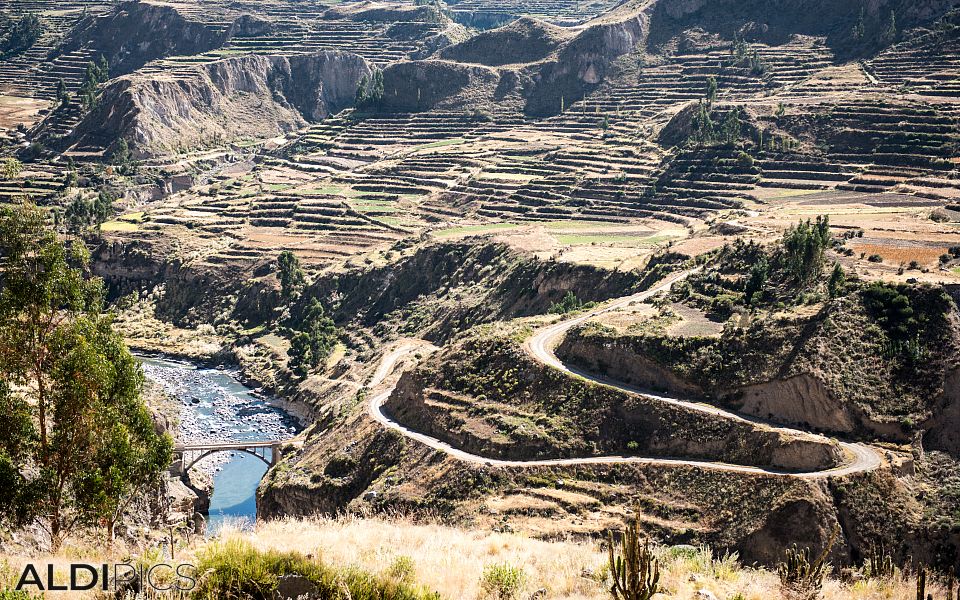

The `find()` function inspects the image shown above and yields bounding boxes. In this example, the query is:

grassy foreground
[0,516,946,599]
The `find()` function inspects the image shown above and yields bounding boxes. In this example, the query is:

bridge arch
[172,442,287,477]
[182,447,272,472]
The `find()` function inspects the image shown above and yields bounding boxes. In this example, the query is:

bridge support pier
[270,443,282,466]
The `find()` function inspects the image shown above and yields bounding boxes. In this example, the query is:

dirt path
[368,271,883,479]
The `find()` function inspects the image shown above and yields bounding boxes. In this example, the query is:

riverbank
[138,354,302,531]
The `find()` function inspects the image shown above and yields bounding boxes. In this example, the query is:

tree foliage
[287,298,340,378]
[777,216,831,286]
[744,255,769,305]
[277,250,305,299]
[111,138,136,175]
[64,188,115,235]
[78,57,110,111]
[688,102,744,147]
[1,13,43,57]
[355,70,385,110]
[861,282,917,342]
[0,202,171,548]
[549,291,594,315]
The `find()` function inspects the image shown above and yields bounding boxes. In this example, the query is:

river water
[138,355,300,533]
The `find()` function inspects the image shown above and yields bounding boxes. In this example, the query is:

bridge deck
[176,440,290,451]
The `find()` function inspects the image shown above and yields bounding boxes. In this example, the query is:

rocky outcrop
[557,333,704,397]
[439,16,574,66]
[375,5,650,116]
[522,8,647,116]
[65,51,373,158]
[736,374,856,434]
[736,489,843,566]
[55,1,230,76]
[648,0,959,57]
[322,2,447,23]
[928,367,960,455]
[379,59,521,113]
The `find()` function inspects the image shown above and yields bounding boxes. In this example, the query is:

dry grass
[851,242,949,266]
[0,516,948,599]
[212,517,935,600]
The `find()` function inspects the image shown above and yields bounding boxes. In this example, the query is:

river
[138,355,300,533]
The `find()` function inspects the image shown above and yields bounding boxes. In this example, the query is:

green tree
[720,108,742,145]
[0,202,171,548]
[862,282,916,341]
[64,195,91,236]
[92,188,115,227]
[779,216,830,286]
[355,70,384,110]
[277,251,305,299]
[690,101,714,146]
[77,58,110,112]
[744,255,769,305]
[1,14,43,57]
[827,263,845,298]
[705,76,718,104]
[852,7,866,41]
[55,79,69,108]
[355,75,368,105]
[287,298,339,378]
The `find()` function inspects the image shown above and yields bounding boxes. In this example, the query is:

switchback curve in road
[368,271,883,479]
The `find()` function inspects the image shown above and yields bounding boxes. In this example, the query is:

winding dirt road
[368,271,883,479]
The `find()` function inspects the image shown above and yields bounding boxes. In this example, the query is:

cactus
[865,542,895,579]
[777,526,839,600]
[607,514,660,600]
[916,566,960,600]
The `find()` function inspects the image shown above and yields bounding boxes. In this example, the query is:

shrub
[867,254,883,263]
[735,151,754,170]
[861,282,917,341]
[388,556,416,581]
[1,157,22,181]
[827,263,845,298]
[549,291,595,315]
[193,539,438,600]
[324,452,358,478]
[480,562,525,600]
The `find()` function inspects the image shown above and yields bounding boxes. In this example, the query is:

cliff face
[523,11,646,115]
[379,59,519,113]
[378,8,649,116]
[648,0,959,56]
[66,51,373,158]
[55,1,230,76]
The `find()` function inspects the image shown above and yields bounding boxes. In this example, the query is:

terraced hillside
[3,0,960,575]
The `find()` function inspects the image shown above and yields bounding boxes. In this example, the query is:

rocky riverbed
[139,354,301,530]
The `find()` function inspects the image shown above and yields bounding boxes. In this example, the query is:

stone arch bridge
[171,441,291,476]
